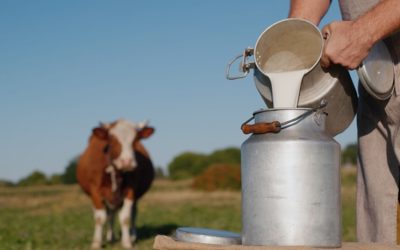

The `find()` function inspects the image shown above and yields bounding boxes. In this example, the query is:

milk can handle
[241,117,281,134]
[225,48,255,80]
[241,100,328,135]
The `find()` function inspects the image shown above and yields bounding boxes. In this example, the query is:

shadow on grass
[136,224,178,242]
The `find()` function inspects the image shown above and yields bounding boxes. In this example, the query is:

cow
[76,119,155,249]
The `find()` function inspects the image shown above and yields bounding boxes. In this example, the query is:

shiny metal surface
[241,109,341,247]
[254,63,358,136]
[357,40,394,100]
[175,227,241,245]
[254,18,323,75]
[226,19,323,80]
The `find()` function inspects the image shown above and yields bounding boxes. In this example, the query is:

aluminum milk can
[240,107,341,247]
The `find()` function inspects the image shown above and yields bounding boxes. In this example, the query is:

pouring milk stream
[254,19,323,108]
[267,69,308,108]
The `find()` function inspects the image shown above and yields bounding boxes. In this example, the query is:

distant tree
[206,147,240,166]
[154,167,165,179]
[18,170,48,186]
[168,147,241,180]
[62,156,80,184]
[192,164,241,191]
[0,179,15,187]
[49,174,62,185]
[341,143,357,165]
[168,152,208,180]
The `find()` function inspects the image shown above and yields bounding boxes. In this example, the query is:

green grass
[0,168,356,249]
[341,167,357,241]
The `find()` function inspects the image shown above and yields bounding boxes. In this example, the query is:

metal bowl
[174,227,241,245]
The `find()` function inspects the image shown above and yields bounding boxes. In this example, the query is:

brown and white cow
[77,119,155,249]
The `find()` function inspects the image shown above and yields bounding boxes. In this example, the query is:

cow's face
[93,119,154,171]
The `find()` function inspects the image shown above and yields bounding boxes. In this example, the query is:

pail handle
[241,117,281,134]
[241,100,328,135]
[225,48,255,80]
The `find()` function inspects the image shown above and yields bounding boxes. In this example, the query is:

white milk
[267,69,308,108]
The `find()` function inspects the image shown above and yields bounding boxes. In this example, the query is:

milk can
[240,106,341,247]
[225,18,349,247]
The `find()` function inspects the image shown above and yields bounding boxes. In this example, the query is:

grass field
[0,167,356,250]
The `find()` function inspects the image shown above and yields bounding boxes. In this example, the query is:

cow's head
[92,119,154,171]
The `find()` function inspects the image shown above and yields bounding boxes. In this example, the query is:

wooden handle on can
[241,121,281,134]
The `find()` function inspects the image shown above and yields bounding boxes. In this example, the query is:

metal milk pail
[240,108,341,247]
[226,18,358,136]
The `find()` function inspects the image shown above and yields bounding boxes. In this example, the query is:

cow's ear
[138,127,154,139]
[92,127,109,140]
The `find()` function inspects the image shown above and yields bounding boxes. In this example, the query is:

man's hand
[290,0,400,70]
[321,21,374,69]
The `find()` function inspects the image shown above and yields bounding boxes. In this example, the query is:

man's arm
[289,0,331,26]
[354,0,400,48]
[321,0,400,69]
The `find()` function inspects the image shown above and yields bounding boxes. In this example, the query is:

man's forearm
[289,0,331,25]
[355,0,400,45]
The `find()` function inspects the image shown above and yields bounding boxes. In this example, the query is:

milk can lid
[357,40,394,100]
[175,227,241,245]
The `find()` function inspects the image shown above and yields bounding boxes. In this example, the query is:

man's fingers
[321,23,332,39]
[320,24,332,68]
[320,53,331,68]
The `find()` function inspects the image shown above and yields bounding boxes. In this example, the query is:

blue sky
[0,1,356,182]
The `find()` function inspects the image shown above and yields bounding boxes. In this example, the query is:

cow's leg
[130,202,138,242]
[106,207,116,243]
[90,190,106,249]
[119,198,133,248]
[92,208,106,249]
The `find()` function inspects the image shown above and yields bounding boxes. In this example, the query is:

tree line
[168,143,357,180]
[2,143,357,187]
